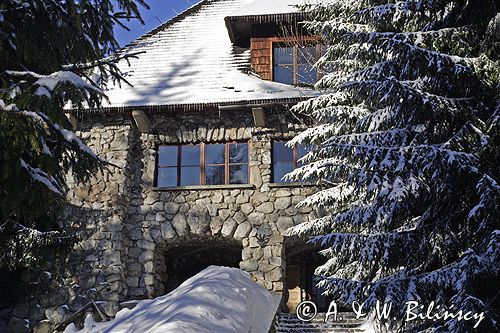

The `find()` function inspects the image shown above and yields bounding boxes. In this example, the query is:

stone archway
[144,231,245,298]
[161,239,243,293]
[127,197,255,300]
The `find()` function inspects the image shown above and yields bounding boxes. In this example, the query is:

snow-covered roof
[229,0,316,16]
[102,0,319,112]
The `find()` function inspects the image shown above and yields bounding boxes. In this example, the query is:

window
[272,141,307,182]
[156,142,248,187]
[273,44,322,85]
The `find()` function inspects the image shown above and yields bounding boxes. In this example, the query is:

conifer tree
[287,1,499,332]
[0,0,148,269]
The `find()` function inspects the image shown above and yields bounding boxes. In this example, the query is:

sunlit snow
[65,266,280,333]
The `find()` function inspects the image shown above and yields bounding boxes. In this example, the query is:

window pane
[181,145,200,166]
[206,165,225,185]
[298,145,308,158]
[229,165,248,184]
[229,143,248,163]
[273,163,294,182]
[273,66,294,85]
[273,141,293,162]
[157,167,177,187]
[180,166,200,186]
[206,144,225,165]
[158,146,178,167]
[298,64,317,85]
[297,46,316,65]
[273,46,293,64]
[297,145,308,166]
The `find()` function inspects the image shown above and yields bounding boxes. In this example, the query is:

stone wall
[58,117,137,321]
[126,107,319,297]
[2,117,138,333]
[9,106,320,332]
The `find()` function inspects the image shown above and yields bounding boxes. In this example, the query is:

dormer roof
[101,0,319,113]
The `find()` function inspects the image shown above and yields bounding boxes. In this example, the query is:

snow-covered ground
[65,266,281,333]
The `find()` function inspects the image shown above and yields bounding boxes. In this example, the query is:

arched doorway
[284,238,332,313]
[162,239,243,294]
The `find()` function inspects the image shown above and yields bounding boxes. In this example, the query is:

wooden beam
[132,110,151,133]
[53,300,108,330]
[252,107,266,127]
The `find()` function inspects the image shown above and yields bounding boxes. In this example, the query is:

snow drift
[65,266,281,333]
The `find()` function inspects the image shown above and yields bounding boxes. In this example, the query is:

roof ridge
[120,0,212,50]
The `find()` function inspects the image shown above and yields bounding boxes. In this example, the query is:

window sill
[153,184,255,191]
[268,182,316,188]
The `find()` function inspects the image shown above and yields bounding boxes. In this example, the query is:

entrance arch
[160,236,243,294]
[283,237,331,313]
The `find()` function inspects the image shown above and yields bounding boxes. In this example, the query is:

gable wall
[251,38,272,80]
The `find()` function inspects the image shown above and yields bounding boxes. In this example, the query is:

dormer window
[273,44,322,86]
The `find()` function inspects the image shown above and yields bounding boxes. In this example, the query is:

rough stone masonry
[2,106,321,333]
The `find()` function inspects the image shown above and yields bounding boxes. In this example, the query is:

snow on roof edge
[225,12,304,25]
[73,96,312,115]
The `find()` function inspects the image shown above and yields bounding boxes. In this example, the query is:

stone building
[9,0,332,331]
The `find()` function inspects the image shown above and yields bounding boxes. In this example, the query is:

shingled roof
[102,0,319,112]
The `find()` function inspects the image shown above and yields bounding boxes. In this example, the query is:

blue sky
[114,0,201,46]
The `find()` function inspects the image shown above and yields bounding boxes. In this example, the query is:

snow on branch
[52,123,97,158]
[19,158,63,195]
[19,110,102,161]
[5,70,102,95]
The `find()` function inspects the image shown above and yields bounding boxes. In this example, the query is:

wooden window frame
[156,142,250,187]
[270,36,323,85]
[271,141,304,183]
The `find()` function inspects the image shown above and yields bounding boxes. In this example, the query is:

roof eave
[70,96,314,116]
[224,12,304,44]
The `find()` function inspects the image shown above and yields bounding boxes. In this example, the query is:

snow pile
[65,266,281,333]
